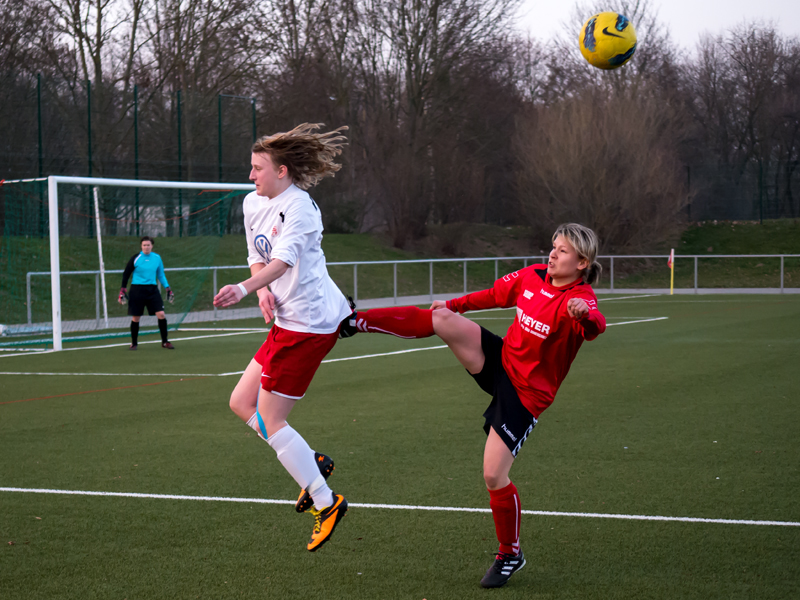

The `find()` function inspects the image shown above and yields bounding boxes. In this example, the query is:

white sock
[307,473,334,511]
[266,425,326,493]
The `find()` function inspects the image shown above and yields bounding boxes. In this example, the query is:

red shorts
[253,325,339,399]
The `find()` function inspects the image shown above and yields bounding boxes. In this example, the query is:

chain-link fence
[0,74,255,186]
[3,73,800,224]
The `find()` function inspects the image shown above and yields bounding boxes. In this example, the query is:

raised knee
[432,307,454,327]
[229,390,251,419]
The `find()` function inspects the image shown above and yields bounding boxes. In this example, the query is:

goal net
[0,176,255,350]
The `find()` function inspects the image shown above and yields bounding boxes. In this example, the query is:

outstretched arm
[443,268,528,313]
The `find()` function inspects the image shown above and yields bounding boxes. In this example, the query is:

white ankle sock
[307,473,334,511]
[266,425,323,492]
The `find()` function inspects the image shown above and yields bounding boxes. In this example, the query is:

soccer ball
[579,12,637,70]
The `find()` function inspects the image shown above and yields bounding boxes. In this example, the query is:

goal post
[2,175,255,351]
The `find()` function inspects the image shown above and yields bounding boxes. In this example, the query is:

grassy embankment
[3,220,800,326]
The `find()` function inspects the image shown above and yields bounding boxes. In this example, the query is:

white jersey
[243,184,351,334]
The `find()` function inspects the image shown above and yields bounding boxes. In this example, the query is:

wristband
[237,283,249,297]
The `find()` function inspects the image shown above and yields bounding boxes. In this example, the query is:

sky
[516,0,800,51]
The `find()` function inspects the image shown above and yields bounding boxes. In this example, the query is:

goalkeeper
[119,236,175,350]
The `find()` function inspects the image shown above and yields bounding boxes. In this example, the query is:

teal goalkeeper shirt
[121,252,169,288]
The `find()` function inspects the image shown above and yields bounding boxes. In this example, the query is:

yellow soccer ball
[579,12,637,70]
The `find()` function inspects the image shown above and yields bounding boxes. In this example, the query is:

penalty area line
[322,345,448,363]
[0,329,266,360]
[599,294,663,302]
[606,317,669,327]
[1,487,797,528]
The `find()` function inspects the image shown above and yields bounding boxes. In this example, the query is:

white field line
[177,327,268,332]
[0,346,450,376]
[606,317,669,326]
[0,372,220,377]
[0,348,47,352]
[471,315,661,321]
[0,330,265,360]
[599,294,663,301]
[322,345,448,363]
[610,299,779,303]
[0,317,667,376]
[1,487,797,528]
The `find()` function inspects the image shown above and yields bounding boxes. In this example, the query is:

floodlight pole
[48,176,62,351]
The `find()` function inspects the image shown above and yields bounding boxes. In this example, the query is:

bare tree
[145,0,271,180]
[350,0,522,246]
[515,83,689,251]
[687,24,800,218]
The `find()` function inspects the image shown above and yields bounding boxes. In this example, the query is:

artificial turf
[1,295,799,599]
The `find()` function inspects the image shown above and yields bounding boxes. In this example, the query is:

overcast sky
[516,0,800,51]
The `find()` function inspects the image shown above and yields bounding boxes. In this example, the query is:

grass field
[1,294,800,599]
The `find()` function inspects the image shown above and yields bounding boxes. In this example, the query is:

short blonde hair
[552,223,602,284]
[252,123,348,190]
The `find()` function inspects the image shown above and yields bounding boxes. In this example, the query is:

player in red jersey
[343,223,606,587]
[213,124,355,552]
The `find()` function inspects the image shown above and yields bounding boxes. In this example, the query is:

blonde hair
[552,223,602,284]
[252,123,348,190]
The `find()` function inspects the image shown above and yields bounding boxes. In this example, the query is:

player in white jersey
[214,123,355,552]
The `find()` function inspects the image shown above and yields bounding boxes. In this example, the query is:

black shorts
[128,284,165,317]
[470,326,537,457]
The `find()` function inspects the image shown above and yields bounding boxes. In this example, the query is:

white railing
[24,254,800,327]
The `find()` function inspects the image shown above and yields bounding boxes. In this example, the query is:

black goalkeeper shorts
[128,284,165,317]
[470,326,537,457]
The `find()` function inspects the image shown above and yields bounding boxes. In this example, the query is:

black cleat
[162,342,175,349]
[480,551,526,588]
[307,493,348,552]
[296,453,335,513]
[338,296,358,338]
[129,344,138,351]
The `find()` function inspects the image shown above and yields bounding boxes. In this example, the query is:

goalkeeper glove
[118,288,128,305]
[166,287,175,304]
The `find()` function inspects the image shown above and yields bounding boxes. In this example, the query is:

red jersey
[446,264,606,418]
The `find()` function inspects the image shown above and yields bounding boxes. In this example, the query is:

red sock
[488,481,521,556]
[358,306,435,338]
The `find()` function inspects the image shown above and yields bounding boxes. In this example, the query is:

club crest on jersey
[254,234,272,262]
[523,289,533,299]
